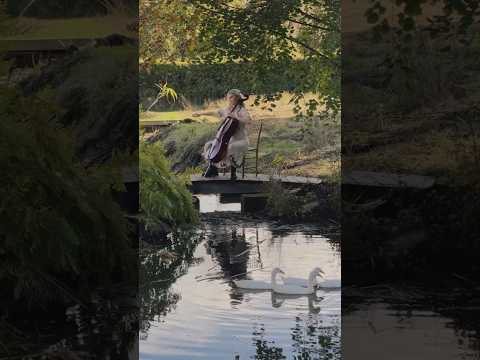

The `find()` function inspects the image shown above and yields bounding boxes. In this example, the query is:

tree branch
[281,31,334,61]
[190,0,337,64]
[287,17,333,31]
[19,0,38,16]
[296,8,325,23]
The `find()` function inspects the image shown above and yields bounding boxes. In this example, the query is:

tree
[140,0,204,69]
[139,0,340,115]
[365,0,479,41]
[359,0,478,110]
[188,0,340,114]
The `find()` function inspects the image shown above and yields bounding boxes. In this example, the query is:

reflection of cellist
[192,89,251,180]
[204,226,249,277]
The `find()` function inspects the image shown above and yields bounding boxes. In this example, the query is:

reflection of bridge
[189,174,323,195]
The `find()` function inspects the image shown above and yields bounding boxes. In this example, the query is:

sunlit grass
[284,158,339,177]
[140,92,321,124]
[140,110,217,123]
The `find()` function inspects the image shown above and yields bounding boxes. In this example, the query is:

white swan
[283,268,325,288]
[233,267,283,290]
[317,277,341,289]
[272,267,322,295]
[284,269,341,289]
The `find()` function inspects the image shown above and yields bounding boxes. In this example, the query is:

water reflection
[196,194,242,213]
[140,230,203,339]
[270,292,323,313]
[140,214,341,359]
[343,301,479,360]
[205,226,251,277]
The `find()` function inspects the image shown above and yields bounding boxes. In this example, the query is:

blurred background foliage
[6,0,137,18]
[0,87,136,307]
[140,0,340,117]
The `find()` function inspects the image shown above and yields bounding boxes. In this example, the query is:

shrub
[265,181,306,219]
[139,141,198,231]
[140,61,310,111]
[0,87,136,307]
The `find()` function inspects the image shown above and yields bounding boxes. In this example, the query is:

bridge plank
[190,174,322,194]
[190,174,322,185]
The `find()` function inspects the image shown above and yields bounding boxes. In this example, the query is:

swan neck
[271,270,281,288]
[308,273,318,290]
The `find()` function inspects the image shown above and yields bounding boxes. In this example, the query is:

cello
[206,104,240,163]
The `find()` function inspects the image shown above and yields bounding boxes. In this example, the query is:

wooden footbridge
[189,173,323,194]
[117,167,438,214]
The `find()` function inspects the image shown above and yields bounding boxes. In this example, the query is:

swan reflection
[230,287,323,313]
[271,291,323,313]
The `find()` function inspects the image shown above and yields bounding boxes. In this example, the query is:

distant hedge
[7,0,137,17]
[140,61,309,110]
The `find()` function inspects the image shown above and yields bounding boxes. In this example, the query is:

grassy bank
[141,92,339,178]
[342,25,480,184]
[144,116,339,178]
[1,16,135,40]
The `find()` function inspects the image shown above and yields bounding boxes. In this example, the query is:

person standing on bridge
[192,89,251,180]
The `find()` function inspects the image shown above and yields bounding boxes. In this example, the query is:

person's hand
[192,112,200,117]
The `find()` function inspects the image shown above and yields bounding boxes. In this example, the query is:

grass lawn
[140,110,217,123]
[1,16,135,40]
[151,114,340,178]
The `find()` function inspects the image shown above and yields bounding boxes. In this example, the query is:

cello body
[206,115,239,163]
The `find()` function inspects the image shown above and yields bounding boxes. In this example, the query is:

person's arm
[192,109,220,117]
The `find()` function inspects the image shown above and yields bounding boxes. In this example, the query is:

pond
[343,299,480,360]
[140,195,341,359]
[139,195,480,360]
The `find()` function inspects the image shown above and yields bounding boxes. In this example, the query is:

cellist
[192,89,251,180]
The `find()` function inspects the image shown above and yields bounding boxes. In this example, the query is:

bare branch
[19,0,38,16]
[287,17,333,31]
[295,8,325,23]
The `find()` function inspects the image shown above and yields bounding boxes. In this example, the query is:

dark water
[140,195,341,359]
[343,300,480,360]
